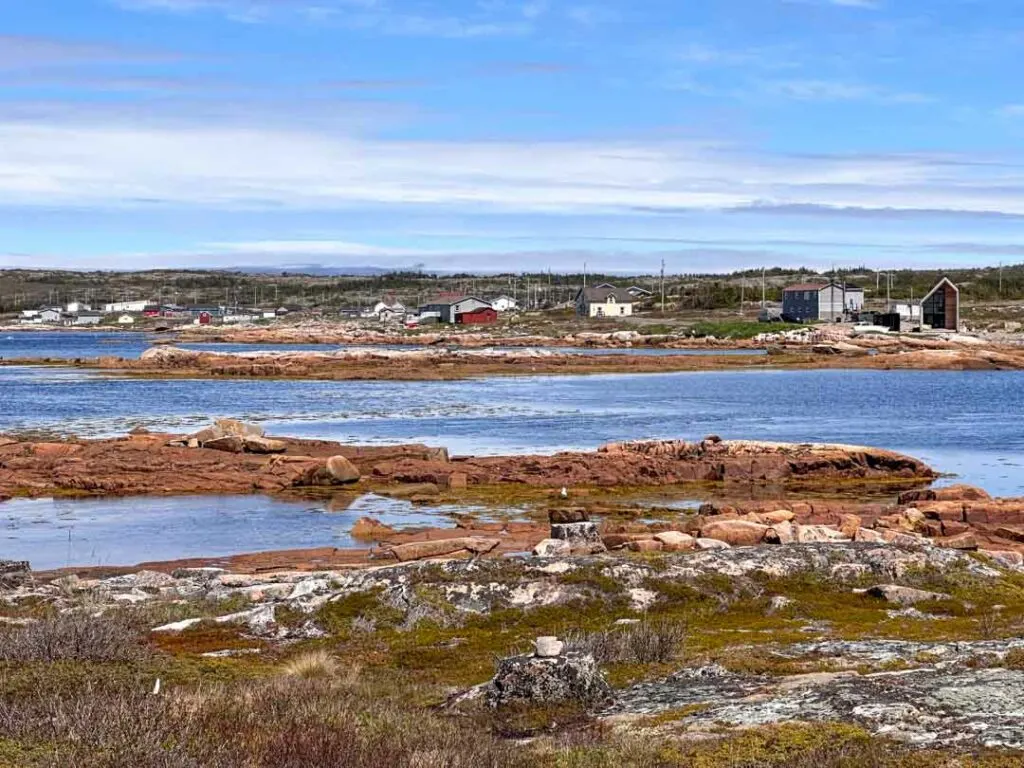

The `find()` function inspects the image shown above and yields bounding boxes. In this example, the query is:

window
[620,306,625,315]
[804,291,812,300]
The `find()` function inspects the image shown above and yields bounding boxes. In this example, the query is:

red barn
[456,307,498,325]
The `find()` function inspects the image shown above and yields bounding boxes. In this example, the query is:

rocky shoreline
[9,334,1024,380]
[0,425,934,502]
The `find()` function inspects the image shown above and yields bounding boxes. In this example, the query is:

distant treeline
[0,264,1022,314]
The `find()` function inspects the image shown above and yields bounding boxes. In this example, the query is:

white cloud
[829,0,880,7]
[762,79,932,104]
[0,113,1021,220]
[115,0,535,36]
[206,239,431,257]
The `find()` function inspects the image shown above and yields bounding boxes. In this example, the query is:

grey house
[417,296,492,324]
[782,281,864,322]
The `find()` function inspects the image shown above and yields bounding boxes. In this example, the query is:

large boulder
[533,539,571,558]
[241,435,287,454]
[0,560,30,587]
[190,419,265,445]
[653,531,695,552]
[551,521,601,545]
[486,652,610,707]
[700,520,770,547]
[317,456,361,485]
[866,584,950,606]
[388,537,501,562]
[203,435,245,454]
[795,524,850,544]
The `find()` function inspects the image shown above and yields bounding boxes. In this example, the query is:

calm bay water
[0,363,1022,495]
[2,333,1022,567]
[0,493,485,570]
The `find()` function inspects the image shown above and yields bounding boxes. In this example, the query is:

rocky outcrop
[384,537,501,562]
[375,438,934,490]
[487,647,610,707]
[0,432,934,501]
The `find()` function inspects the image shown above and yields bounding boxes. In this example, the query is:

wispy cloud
[0,108,1021,222]
[116,0,537,36]
[761,79,932,104]
[0,34,171,71]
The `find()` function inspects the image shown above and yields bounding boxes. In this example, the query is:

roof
[421,296,490,308]
[783,281,863,293]
[920,277,959,303]
[577,286,635,303]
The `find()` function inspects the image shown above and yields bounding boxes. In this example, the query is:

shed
[919,278,959,331]
[456,307,498,325]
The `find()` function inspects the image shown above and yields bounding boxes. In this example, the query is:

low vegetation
[2,557,1024,765]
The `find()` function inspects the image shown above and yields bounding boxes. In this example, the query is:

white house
[20,309,39,319]
[373,301,406,323]
[490,295,519,312]
[69,313,103,326]
[103,300,150,313]
[575,286,635,318]
[39,308,63,324]
[66,301,92,314]
[118,314,136,325]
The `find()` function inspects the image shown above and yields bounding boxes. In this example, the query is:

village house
[919,277,960,331]
[781,281,864,322]
[38,307,63,324]
[626,286,654,299]
[372,300,406,323]
[67,312,104,326]
[575,286,635,318]
[490,295,519,312]
[417,296,496,324]
[117,314,135,325]
[103,300,151,313]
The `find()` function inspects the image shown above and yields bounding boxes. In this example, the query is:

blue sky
[1,0,1024,274]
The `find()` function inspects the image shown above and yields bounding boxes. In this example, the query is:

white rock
[533,538,572,558]
[653,531,696,551]
[628,587,659,611]
[535,636,564,658]
[152,617,203,633]
[288,579,329,601]
[695,537,731,550]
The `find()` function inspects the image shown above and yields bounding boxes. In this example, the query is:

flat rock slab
[605,641,1024,749]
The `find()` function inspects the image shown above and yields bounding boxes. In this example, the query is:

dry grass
[0,614,148,663]
[279,650,344,680]
[0,675,527,768]
[565,619,688,665]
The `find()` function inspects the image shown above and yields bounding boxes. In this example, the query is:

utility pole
[761,267,766,309]
[1000,263,1004,296]
[660,259,666,315]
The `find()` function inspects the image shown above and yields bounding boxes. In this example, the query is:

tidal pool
[0,493,491,570]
